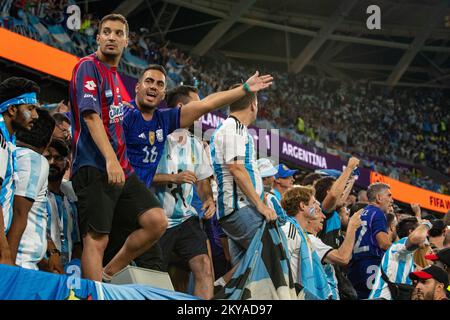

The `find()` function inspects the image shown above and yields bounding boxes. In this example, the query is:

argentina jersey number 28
[143,146,158,163]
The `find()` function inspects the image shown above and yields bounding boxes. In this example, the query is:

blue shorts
[218,206,264,266]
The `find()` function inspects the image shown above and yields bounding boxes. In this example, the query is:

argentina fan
[0,0,449,307]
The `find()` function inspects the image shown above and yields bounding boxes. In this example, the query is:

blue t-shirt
[123,100,180,187]
[352,204,388,262]
[348,204,388,298]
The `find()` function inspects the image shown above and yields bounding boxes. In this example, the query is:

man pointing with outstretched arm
[123,64,273,188]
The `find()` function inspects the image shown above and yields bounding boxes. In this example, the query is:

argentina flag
[286,216,333,300]
[0,264,198,300]
[214,221,298,300]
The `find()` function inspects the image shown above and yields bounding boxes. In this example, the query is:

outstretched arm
[179,71,273,128]
[324,210,362,265]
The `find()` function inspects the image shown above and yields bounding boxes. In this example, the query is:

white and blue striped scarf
[286,216,333,300]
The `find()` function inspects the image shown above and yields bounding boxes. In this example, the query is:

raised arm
[410,203,422,224]
[324,209,363,265]
[179,71,273,128]
[322,157,359,213]
[338,176,357,207]
[406,220,431,250]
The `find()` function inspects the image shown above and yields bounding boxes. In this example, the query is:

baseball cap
[275,164,297,179]
[425,247,450,267]
[409,265,449,287]
[257,158,278,178]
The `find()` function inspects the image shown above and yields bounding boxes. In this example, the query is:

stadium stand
[0,1,449,302]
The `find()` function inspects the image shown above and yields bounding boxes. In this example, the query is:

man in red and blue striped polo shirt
[69,13,167,281]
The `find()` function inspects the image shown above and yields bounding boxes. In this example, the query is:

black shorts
[159,216,208,272]
[72,166,162,236]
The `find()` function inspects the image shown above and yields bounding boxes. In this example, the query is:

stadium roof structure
[76,0,450,88]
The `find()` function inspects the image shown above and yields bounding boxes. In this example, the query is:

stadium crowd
[1,1,449,194]
[1,13,450,301]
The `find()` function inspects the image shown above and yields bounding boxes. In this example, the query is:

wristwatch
[47,248,60,257]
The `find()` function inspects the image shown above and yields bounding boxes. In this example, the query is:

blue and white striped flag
[214,221,298,300]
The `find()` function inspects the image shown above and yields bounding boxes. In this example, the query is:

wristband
[421,221,432,230]
[243,82,251,93]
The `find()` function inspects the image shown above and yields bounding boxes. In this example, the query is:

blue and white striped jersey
[47,187,80,267]
[282,219,333,300]
[266,192,287,221]
[155,129,213,228]
[369,237,415,300]
[210,116,263,219]
[14,147,49,270]
[0,120,16,234]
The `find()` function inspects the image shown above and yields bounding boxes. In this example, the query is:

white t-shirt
[369,237,415,300]
[282,221,303,284]
[47,187,80,267]
[14,147,49,270]
[309,234,334,263]
[309,234,340,299]
[210,116,263,219]
[155,130,213,228]
[282,220,334,300]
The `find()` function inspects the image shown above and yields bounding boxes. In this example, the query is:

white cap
[257,158,278,178]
